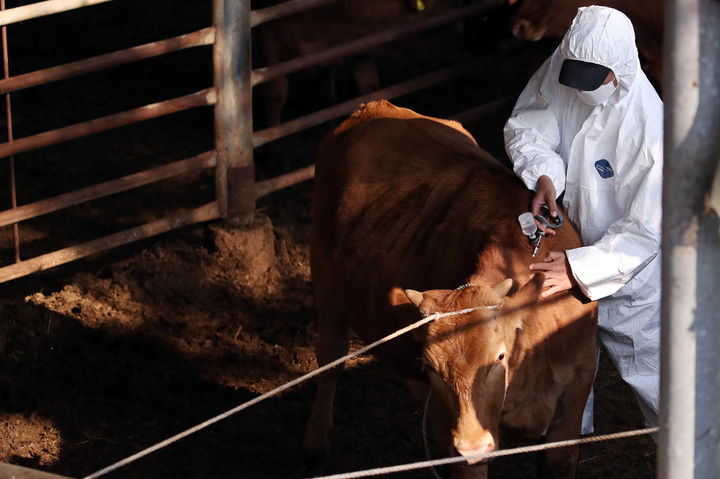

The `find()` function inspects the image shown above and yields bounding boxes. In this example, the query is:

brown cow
[303,100,598,478]
[508,0,664,86]
[253,0,457,127]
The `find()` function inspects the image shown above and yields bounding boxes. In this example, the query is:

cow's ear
[510,273,544,305]
[389,286,427,313]
[389,287,428,342]
[500,274,544,328]
[389,286,427,342]
[491,278,513,299]
[405,289,424,308]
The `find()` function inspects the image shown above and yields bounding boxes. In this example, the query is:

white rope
[82,299,655,479]
[305,427,659,479]
[82,306,487,479]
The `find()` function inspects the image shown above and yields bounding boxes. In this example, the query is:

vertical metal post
[659,0,720,477]
[1,0,20,262]
[213,0,255,222]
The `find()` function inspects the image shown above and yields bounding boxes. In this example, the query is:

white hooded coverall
[504,6,663,433]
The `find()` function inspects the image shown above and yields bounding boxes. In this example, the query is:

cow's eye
[497,353,505,362]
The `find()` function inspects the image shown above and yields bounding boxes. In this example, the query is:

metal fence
[0,0,510,284]
[0,0,228,283]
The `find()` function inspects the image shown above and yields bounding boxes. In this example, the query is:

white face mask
[576,80,617,105]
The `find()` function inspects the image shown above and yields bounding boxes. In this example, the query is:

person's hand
[529,251,576,297]
[532,175,558,236]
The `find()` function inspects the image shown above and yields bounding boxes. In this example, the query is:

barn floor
[0,1,655,478]
[0,183,656,479]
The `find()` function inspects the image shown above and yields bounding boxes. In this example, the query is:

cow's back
[311,101,541,368]
[312,100,526,287]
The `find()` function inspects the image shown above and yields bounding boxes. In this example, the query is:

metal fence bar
[0,0,114,27]
[213,0,254,221]
[0,27,215,95]
[252,94,518,197]
[252,93,517,197]
[448,95,516,124]
[0,462,76,479]
[0,88,217,159]
[0,151,217,227]
[253,59,482,147]
[251,0,339,27]
[1,0,19,263]
[659,0,720,477]
[255,164,314,198]
[0,202,221,283]
[250,1,504,87]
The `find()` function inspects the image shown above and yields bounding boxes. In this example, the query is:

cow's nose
[455,440,495,465]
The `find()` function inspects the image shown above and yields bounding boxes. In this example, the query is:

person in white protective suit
[503,6,663,435]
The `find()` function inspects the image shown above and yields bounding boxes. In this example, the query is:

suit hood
[560,6,640,92]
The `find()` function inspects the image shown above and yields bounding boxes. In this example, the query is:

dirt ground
[0,1,655,478]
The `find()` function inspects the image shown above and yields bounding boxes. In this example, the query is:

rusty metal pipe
[1,0,19,262]
[448,96,516,124]
[0,88,217,159]
[252,95,516,197]
[0,202,220,283]
[251,1,504,87]
[251,0,339,27]
[0,0,114,27]
[255,164,315,198]
[0,27,215,95]
[253,59,483,147]
[0,151,217,227]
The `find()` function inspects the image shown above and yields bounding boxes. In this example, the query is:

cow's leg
[301,300,349,474]
[539,365,596,479]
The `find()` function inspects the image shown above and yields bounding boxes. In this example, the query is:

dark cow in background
[303,100,598,478]
[509,0,664,86]
[253,0,458,128]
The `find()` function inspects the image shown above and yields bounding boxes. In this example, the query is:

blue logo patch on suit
[594,159,615,178]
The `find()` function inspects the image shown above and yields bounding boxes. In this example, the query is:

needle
[531,231,545,257]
